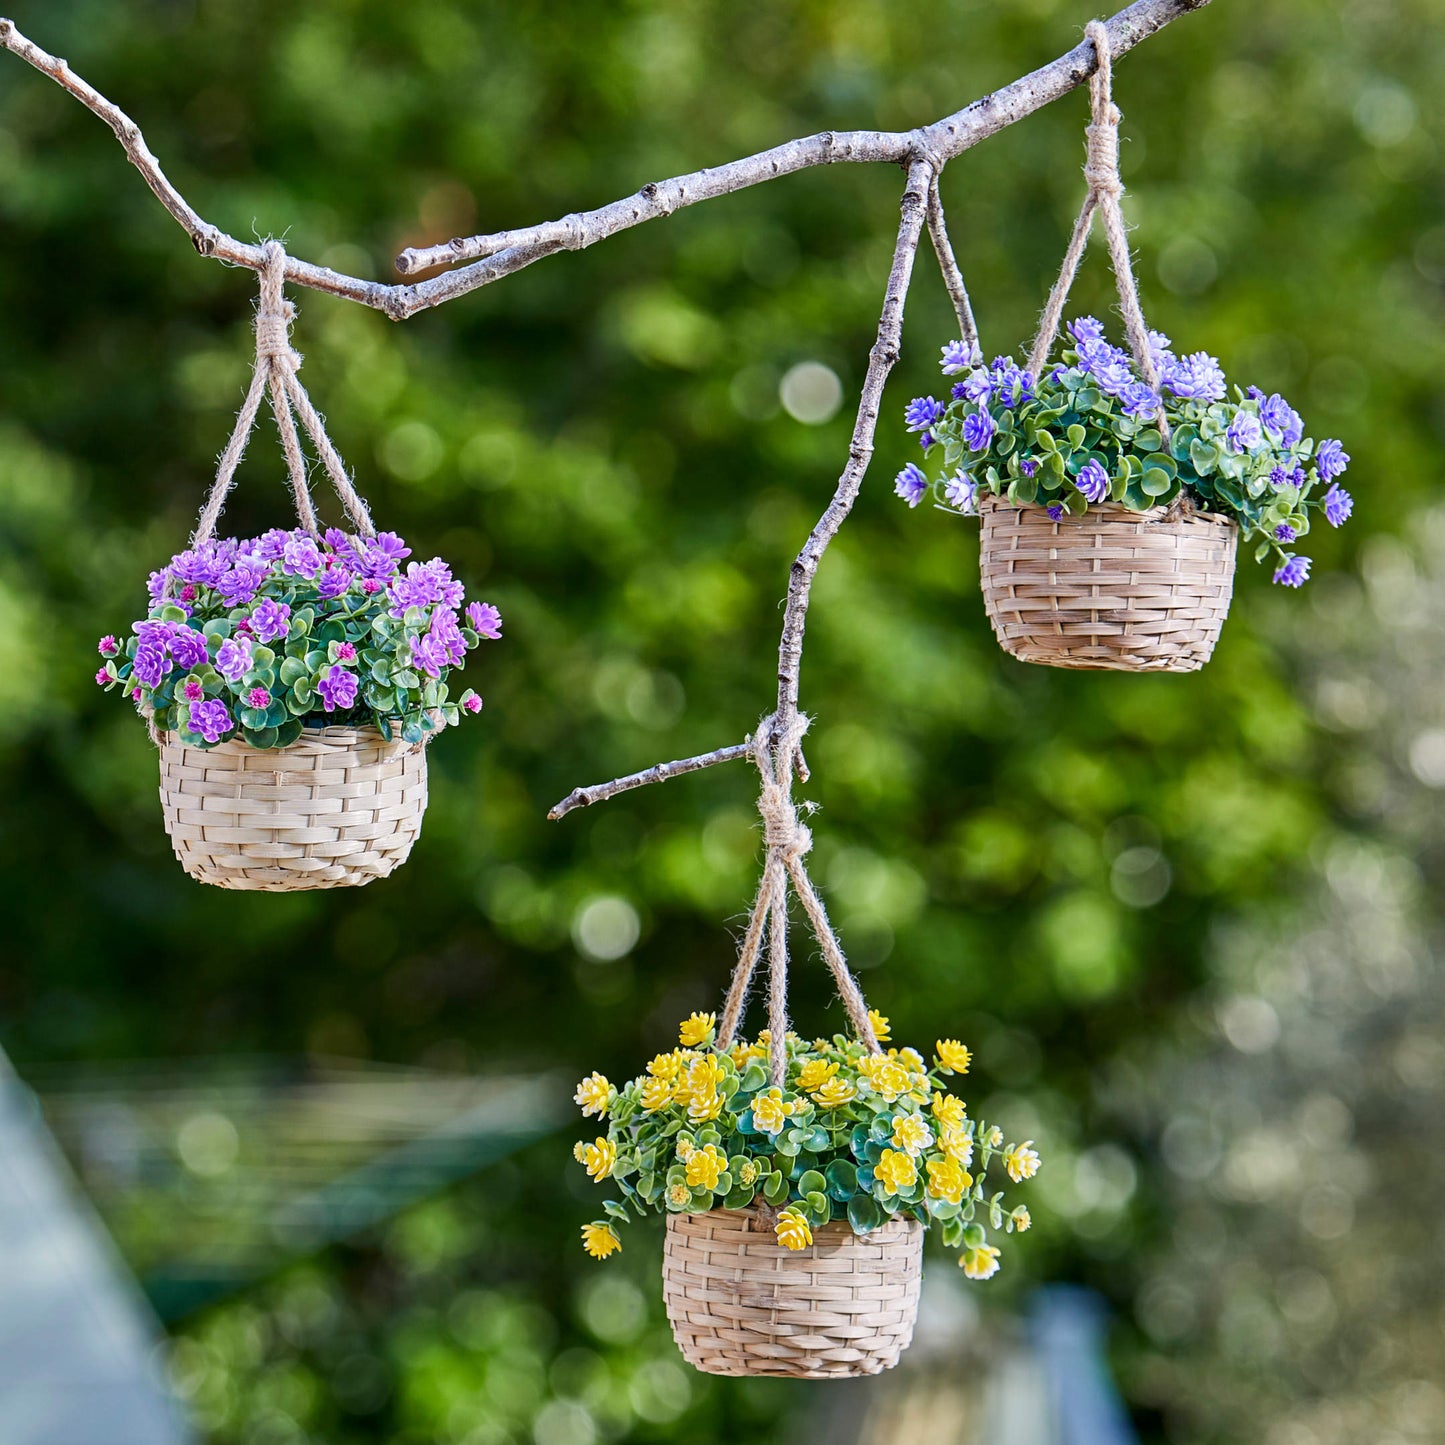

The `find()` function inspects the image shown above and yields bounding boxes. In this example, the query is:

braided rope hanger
[717,713,884,1088]
[1026,20,1168,438]
[192,240,377,545]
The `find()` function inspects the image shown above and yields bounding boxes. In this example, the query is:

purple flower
[182,679,203,702]
[1272,554,1311,588]
[904,396,945,433]
[1258,393,1301,444]
[188,698,232,743]
[1119,382,1160,420]
[249,599,291,644]
[1075,459,1111,504]
[918,430,935,450]
[215,634,253,683]
[950,381,970,401]
[358,530,411,580]
[1163,351,1227,403]
[131,636,169,689]
[282,534,324,580]
[1269,466,1293,490]
[1019,458,1039,478]
[1068,316,1106,343]
[1147,330,1175,371]
[940,340,979,375]
[94,668,109,686]
[146,569,171,603]
[960,367,994,404]
[218,564,266,608]
[169,627,209,671]
[336,641,357,662]
[429,608,467,667]
[316,564,353,601]
[962,410,995,453]
[317,665,358,713]
[246,686,271,710]
[463,694,483,715]
[988,358,1033,408]
[943,470,977,513]
[1047,504,1065,521]
[254,529,293,561]
[1225,411,1263,454]
[323,528,363,568]
[1315,439,1350,482]
[1274,523,1297,542]
[467,601,503,639]
[99,635,119,656]
[408,631,448,681]
[169,545,226,589]
[894,463,928,508]
[1323,483,1353,527]
[1078,339,1134,396]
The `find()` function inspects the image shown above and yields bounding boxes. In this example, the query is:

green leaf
[1140,467,1173,497]
[242,725,280,750]
[824,1159,858,1201]
[1190,439,1220,476]
[279,656,308,686]
[804,1191,831,1225]
[797,1169,826,1198]
[847,1195,883,1234]
[1066,423,1086,449]
[763,1172,790,1207]
[274,719,304,748]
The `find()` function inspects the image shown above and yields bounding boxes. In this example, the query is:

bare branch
[547,740,753,821]
[926,177,980,354]
[0,0,1212,318]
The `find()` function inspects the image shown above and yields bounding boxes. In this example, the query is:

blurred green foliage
[0,0,1437,1440]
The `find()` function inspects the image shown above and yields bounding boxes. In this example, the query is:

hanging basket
[662,1204,923,1379]
[155,723,427,891]
[978,493,1237,671]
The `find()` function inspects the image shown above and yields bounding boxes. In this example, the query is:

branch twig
[0,0,1211,319]
[547,741,754,821]
[926,176,981,355]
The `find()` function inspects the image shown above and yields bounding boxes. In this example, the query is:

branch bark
[0,0,1211,318]
[547,740,754,821]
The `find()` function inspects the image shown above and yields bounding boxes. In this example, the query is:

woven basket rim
[151,718,439,752]
[976,490,1237,530]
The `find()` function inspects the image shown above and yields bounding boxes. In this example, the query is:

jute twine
[717,712,883,1086]
[192,240,375,545]
[1026,21,1168,440]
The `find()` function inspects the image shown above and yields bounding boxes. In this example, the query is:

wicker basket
[978,493,1238,672]
[156,724,428,890]
[662,1204,923,1378]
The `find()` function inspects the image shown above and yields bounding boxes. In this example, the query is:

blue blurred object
[1030,1285,1138,1445]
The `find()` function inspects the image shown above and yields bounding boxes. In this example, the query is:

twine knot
[1083,113,1122,199]
[254,300,297,360]
[760,779,812,858]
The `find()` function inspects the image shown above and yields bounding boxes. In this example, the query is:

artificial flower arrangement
[96,527,501,748]
[572,1010,1038,1283]
[895,316,1353,589]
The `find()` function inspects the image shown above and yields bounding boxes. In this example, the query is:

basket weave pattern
[978,494,1237,672]
[157,725,427,891]
[662,1205,923,1378]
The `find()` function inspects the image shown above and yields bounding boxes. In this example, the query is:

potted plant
[572,1010,1039,1378]
[894,320,1353,671]
[96,527,501,890]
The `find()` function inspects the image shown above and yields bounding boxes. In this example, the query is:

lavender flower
[281,534,324,579]
[904,396,945,433]
[316,564,353,601]
[249,599,291,644]
[218,564,266,608]
[316,665,359,713]
[988,357,1033,408]
[1272,554,1311,588]
[188,699,232,743]
[1147,330,1175,371]
[358,531,411,579]
[1075,459,1111,504]
[1119,382,1160,420]
[1162,351,1226,403]
[962,410,995,453]
[429,609,468,667]
[950,381,970,401]
[1068,316,1106,343]
[960,367,994,404]
[1258,393,1299,443]
[1225,411,1263,454]
[467,602,503,639]
[894,463,928,508]
[409,631,448,681]
[170,627,209,672]
[939,339,979,374]
[1269,466,1293,490]
[216,635,253,683]
[918,430,935,450]
[335,641,357,662]
[1047,504,1064,521]
[1323,484,1353,527]
[1274,523,1297,542]
[943,470,977,513]
[1019,458,1039,478]
[1315,439,1350,481]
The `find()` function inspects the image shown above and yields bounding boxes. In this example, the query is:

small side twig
[926,175,980,355]
[547,740,753,820]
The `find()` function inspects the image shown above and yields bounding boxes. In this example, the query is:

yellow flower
[891,1113,935,1158]
[797,1058,838,1093]
[984,1126,1003,1149]
[896,1046,927,1074]
[868,1009,891,1043]
[647,1051,684,1081]
[960,1243,1002,1280]
[939,1124,975,1169]
[752,1087,793,1136]
[812,1077,858,1109]
[685,1143,728,1191]
[675,1054,722,1106]
[775,1206,813,1251]
[581,1222,621,1259]
[639,1076,673,1113]
[575,1137,616,1181]
[1009,1206,1032,1233]
[925,1154,972,1205]
[874,1148,918,1197]
[935,1039,972,1075]
[679,1012,717,1047]
[932,1091,967,1129]
[1003,1141,1041,1183]
[675,1135,696,1162]
[687,1090,725,1123]
[574,1072,612,1119]
[858,1055,912,1103]
[666,1180,692,1208]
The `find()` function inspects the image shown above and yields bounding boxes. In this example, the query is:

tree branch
[926,176,980,354]
[547,740,754,821]
[0,0,1211,318]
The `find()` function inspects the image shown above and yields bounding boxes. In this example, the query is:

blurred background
[0,0,1439,1442]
